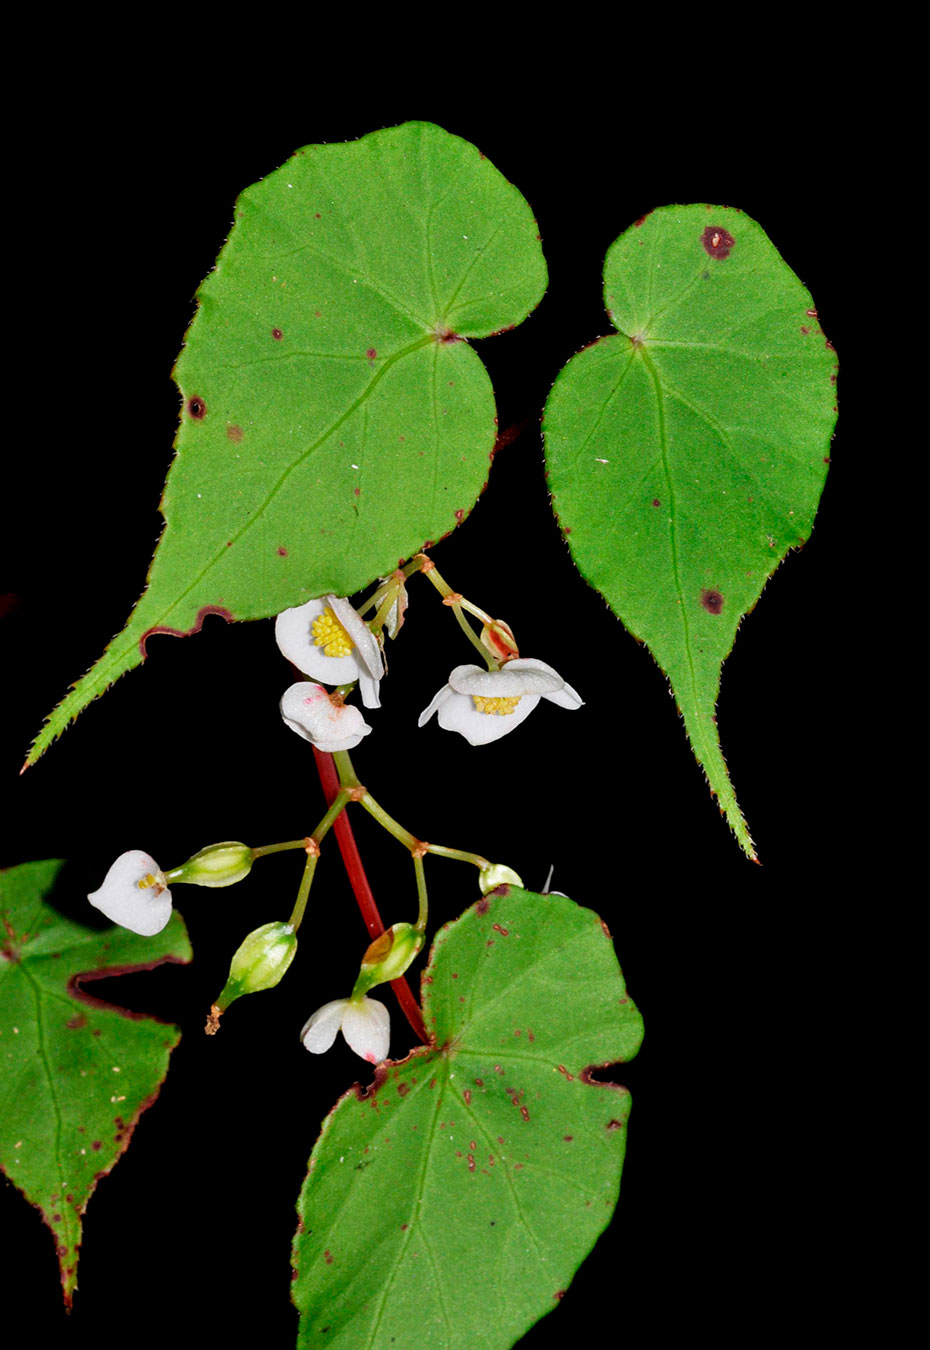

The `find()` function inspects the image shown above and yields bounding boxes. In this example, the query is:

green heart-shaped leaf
[0,859,191,1305]
[29,121,547,765]
[292,888,643,1347]
[544,205,837,857]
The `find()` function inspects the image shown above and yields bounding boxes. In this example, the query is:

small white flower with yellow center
[418,658,583,746]
[88,850,173,936]
[300,995,390,1063]
[280,682,372,752]
[276,595,384,709]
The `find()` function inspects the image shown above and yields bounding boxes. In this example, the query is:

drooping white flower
[300,995,390,1063]
[280,682,372,752]
[88,850,173,936]
[418,658,583,746]
[276,596,384,709]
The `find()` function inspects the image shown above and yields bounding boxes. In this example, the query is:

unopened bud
[209,921,297,1026]
[352,922,423,997]
[479,862,524,894]
[167,841,253,888]
[382,573,409,639]
[480,619,519,662]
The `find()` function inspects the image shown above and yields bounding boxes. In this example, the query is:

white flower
[300,996,390,1063]
[88,850,173,936]
[280,682,372,752]
[276,596,384,709]
[418,657,583,746]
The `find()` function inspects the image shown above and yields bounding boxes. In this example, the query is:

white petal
[417,681,455,728]
[543,680,584,709]
[280,683,372,752]
[358,667,382,710]
[275,598,362,685]
[326,596,384,680]
[300,999,349,1053]
[437,689,541,745]
[341,997,391,1063]
[88,850,173,936]
[448,660,564,698]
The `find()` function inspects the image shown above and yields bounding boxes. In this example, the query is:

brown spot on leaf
[65,1014,87,1030]
[475,897,490,915]
[700,588,724,615]
[226,424,243,442]
[701,226,734,260]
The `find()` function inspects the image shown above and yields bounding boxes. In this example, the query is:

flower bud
[480,619,519,661]
[206,921,297,1031]
[167,841,253,888]
[352,922,423,997]
[479,862,524,894]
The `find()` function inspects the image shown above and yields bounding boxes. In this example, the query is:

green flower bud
[478,862,524,894]
[167,841,253,888]
[206,921,297,1032]
[351,922,423,998]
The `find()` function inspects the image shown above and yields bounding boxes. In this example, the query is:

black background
[2,69,870,1349]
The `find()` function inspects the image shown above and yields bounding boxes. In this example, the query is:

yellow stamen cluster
[312,607,355,658]
[472,695,522,716]
[137,873,165,896]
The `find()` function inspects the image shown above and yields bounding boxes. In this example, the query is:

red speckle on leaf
[476,898,490,915]
[700,588,724,615]
[66,1013,87,1029]
[825,338,835,351]
[276,546,288,557]
[366,347,377,360]
[520,1106,530,1122]
[324,1250,333,1264]
[806,308,818,318]
[454,508,465,523]
[397,1082,409,1097]
[607,1119,625,1131]
[492,924,509,937]
[91,1141,102,1151]
[701,225,735,260]
[557,1064,575,1081]
[652,498,661,507]
[801,326,810,335]
[463,1089,472,1105]
[272,328,283,340]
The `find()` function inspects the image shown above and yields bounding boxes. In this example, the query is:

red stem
[312,747,428,1045]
